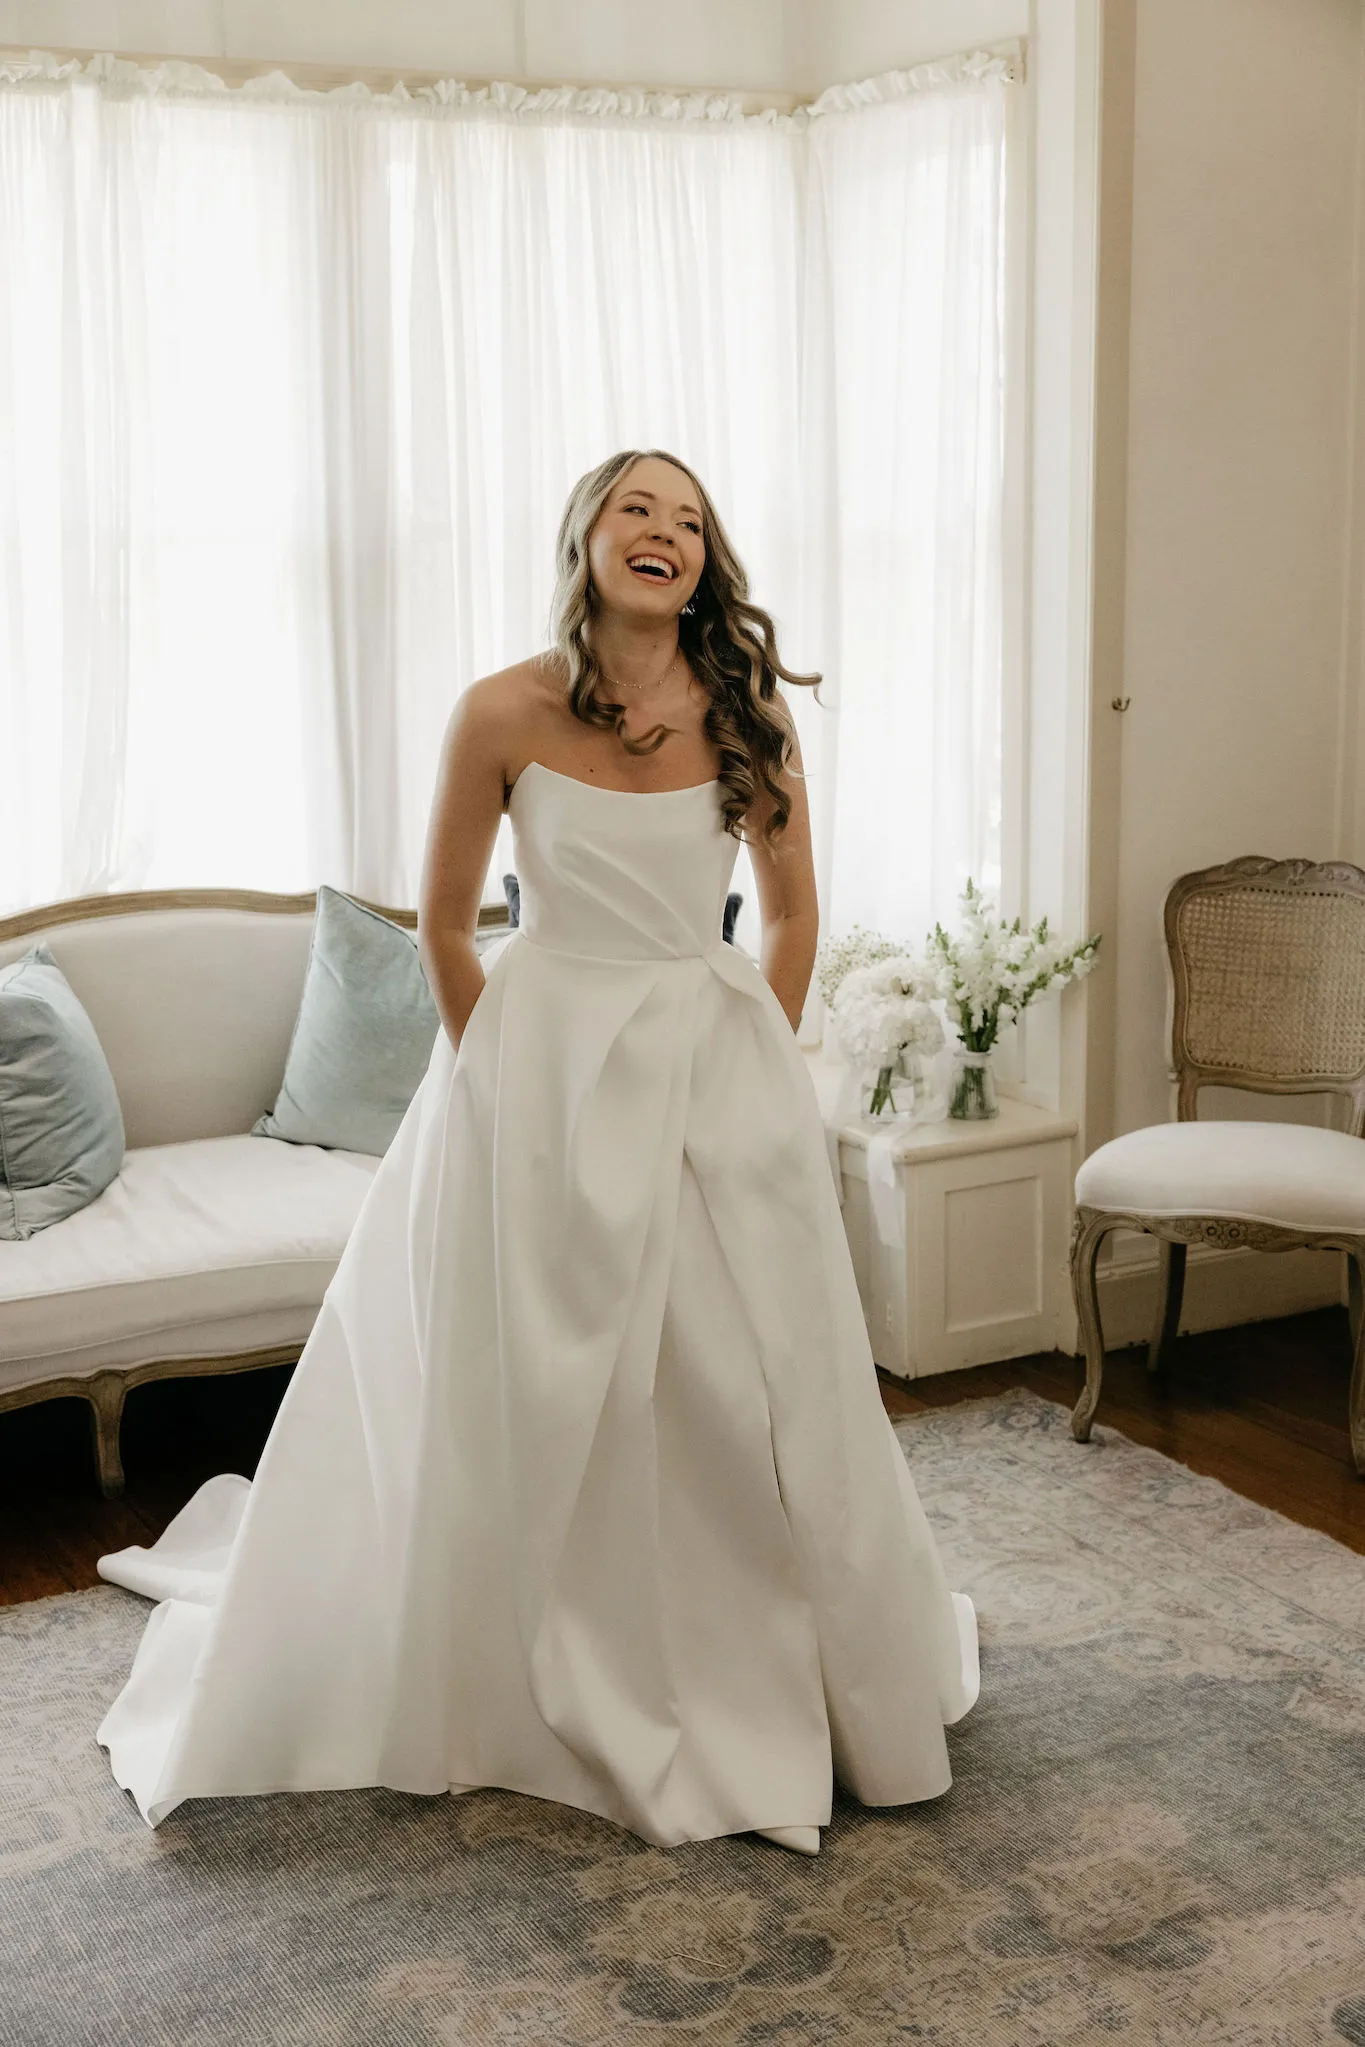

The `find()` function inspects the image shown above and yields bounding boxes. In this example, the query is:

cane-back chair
[1070,855,1365,1473]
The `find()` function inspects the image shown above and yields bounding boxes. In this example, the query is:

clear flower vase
[859,1049,923,1124]
[948,1047,999,1120]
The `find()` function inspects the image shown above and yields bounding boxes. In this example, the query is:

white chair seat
[0,1134,378,1393]
[1076,1118,1365,1234]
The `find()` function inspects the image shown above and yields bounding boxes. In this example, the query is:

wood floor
[881,1307,1365,1555]
[2,1302,1362,1607]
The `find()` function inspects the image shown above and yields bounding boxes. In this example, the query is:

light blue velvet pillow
[253,886,440,1157]
[0,944,126,1241]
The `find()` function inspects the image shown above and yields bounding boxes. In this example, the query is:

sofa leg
[1070,1212,1117,1443]
[87,1373,127,1498]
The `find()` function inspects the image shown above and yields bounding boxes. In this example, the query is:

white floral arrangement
[827,956,946,1117]
[814,885,1102,1123]
[921,878,1101,1053]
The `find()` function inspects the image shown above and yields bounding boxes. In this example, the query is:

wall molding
[1007,0,1104,1145]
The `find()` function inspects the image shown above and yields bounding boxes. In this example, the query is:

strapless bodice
[507,760,739,961]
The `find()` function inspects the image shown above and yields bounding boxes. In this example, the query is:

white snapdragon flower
[904,881,1101,1053]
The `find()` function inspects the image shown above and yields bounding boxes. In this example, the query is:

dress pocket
[453,932,513,1059]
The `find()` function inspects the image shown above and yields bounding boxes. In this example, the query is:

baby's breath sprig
[813,923,904,1011]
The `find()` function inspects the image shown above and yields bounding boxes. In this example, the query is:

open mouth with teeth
[625,553,679,583]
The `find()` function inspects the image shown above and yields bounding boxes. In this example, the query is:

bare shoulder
[440,654,563,765]
[446,653,558,731]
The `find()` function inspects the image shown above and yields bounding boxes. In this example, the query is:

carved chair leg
[1348,1253,1365,1477]
[1147,1238,1187,1376]
[87,1372,127,1498]
[1070,1212,1118,1442]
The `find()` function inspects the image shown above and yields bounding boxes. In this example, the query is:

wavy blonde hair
[542,449,823,844]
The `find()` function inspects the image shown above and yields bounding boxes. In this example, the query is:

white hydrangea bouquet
[831,959,946,1117]
[815,926,947,1123]
[922,879,1102,1117]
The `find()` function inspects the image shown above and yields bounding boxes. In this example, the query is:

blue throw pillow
[253,886,441,1157]
[0,944,126,1240]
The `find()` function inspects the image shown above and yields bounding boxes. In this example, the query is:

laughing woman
[96,447,979,1857]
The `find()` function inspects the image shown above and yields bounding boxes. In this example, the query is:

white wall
[0,0,805,87]
[0,0,1028,91]
[786,0,1026,92]
[1068,0,1365,1346]
[1114,0,1364,1141]
[0,0,792,86]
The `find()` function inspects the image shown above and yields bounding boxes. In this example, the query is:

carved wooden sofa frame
[0,886,508,1496]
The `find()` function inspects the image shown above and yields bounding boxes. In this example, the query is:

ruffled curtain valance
[0,41,1022,127]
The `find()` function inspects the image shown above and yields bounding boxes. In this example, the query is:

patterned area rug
[4,1388,1364,2047]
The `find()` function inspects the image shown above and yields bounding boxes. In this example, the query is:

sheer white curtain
[0,49,1012,968]
[0,75,323,905]
[794,65,1008,944]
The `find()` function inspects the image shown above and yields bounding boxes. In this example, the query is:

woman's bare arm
[417,681,509,1050]
[744,717,820,1034]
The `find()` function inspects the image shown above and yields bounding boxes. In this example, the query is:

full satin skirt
[98,921,978,1844]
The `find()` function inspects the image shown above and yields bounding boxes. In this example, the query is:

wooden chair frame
[0,885,509,1495]
[1068,856,1365,1473]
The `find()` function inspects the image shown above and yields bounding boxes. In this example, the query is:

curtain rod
[0,39,1024,114]
[0,43,805,113]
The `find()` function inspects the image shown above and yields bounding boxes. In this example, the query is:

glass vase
[859,1049,923,1125]
[948,1047,999,1120]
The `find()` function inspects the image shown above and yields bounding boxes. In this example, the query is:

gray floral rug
[3,1388,1364,2046]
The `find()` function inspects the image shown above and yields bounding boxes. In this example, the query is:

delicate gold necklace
[601,647,679,694]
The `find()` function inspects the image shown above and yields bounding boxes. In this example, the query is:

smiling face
[586,457,706,622]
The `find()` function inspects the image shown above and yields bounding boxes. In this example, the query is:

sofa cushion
[1075,1118,1365,1232]
[0,1134,377,1387]
[0,944,126,1242]
[253,886,440,1157]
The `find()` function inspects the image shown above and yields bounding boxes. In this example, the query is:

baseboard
[1054,1238,1347,1356]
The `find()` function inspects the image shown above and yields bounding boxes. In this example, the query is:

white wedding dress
[97,760,979,1845]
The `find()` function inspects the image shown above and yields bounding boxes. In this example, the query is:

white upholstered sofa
[0,888,507,1495]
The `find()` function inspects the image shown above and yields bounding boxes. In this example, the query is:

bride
[96,447,980,1858]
